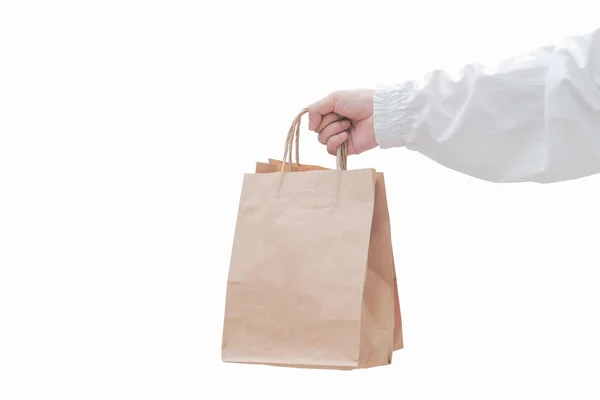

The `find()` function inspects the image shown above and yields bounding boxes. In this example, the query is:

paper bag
[261,158,404,352]
[221,110,403,369]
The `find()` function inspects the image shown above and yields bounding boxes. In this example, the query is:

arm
[375,28,600,183]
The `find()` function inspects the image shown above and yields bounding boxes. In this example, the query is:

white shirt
[374,28,600,183]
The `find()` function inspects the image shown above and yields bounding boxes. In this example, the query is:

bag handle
[280,108,348,172]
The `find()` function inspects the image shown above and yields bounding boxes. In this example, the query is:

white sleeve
[374,28,600,183]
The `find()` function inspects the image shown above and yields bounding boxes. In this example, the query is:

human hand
[307,89,376,155]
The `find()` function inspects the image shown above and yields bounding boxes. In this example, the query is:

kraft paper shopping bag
[260,158,403,351]
[221,110,402,369]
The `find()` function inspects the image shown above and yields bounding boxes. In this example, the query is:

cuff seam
[374,85,410,149]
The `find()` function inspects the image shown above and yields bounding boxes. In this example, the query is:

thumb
[307,92,337,131]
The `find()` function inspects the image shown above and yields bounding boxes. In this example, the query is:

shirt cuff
[373,85,410,149]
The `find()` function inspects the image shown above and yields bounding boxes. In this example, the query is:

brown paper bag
[221,110,403,369]
[260,159,403,352]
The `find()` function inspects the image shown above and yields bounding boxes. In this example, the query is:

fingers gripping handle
[280,108,348,172]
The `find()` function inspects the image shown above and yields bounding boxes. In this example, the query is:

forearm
[375,28,600,183]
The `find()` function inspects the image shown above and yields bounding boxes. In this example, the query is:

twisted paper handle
[280,108,348,172]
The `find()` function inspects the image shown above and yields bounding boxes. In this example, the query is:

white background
[2,1,600,399]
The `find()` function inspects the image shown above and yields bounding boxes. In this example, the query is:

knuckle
[325,120,345,134]
[332,93,341,105]
[330,91,342,105]
[335,120,347,130]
